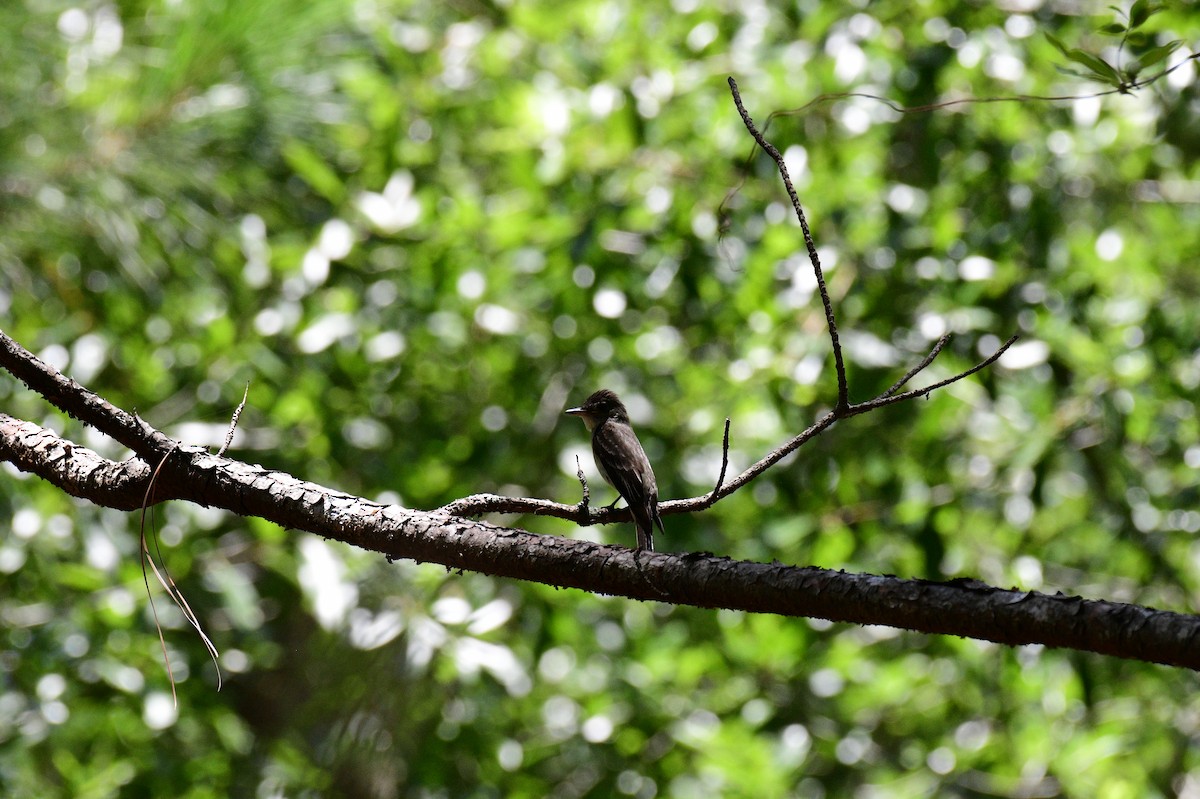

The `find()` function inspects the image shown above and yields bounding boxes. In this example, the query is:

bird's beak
[565,406,597,431]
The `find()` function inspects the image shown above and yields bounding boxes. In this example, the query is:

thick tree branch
[2,394,1198,670]
[0,331,174,460]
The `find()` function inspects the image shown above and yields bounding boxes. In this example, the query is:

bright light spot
[467,599,513,634]
[41,702,69,725]
[927,747,956,775]
[728,359,753,382]
[70,333,108,384]
[58,9,88,40]
[301,248,330,285]
[687,21,718,52]
[1073,95,1102,127]
[692,210,717,239]
[91,7,122,57]
[573,265,595,288]
[645,185,672,214]
[957,40,983,68]
[1005,15,1035,38]
[457,270,486,299]
[538,647,574,682]
[343,417,388,449]
[0,546,26,574]
[296,313,354,354]
[85,529,119,571]
[809,668,844,697]
[959,256,995,281]
[835,732,868,764]
[582,715,614,743]
[318,219,354,261]
[999,340,1049,369]
[782,145,808,180]
[13,508,40,539]
[918,313,947,340]
[36,674,66,702]
[635,326,682,360]
[986,53,1025,82]
[347,608,405,650]
[433,597,472,625]
[1013,555,1043,587]
[143,692,178,730]
[365,331,406,361]
[593,288,627,319]
[298,537,358,630]
[481,405,508,432]
[1185,446,1200,469]
[475,304,520,334]
[456,638,530,695]
[587,337,613,363]
[831,40,866,83]
[356,171,421,233]
[792,354,823,385]
[1095,229,1124,261]
[498,739,523,771]
[843,331,900,368]
[1047,130,1073,156]
[588,82,622,117]
[886,184,927,214]
[838,102,871,135]
[540,92,571,136]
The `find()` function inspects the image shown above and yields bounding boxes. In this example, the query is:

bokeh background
[2,0,1199,796]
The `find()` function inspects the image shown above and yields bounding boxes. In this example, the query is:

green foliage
[2,0,1199,796]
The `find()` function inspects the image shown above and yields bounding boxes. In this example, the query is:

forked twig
[440,79,1017,532]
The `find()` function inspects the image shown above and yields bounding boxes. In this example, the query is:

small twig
[728,76,850,413]
[708,418,732,504]
[216,382,249,458]
[573,451,588,506]
[843,335,1019,418]
[882,334,952,399]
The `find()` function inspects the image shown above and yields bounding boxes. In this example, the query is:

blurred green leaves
[2,0,1200,797]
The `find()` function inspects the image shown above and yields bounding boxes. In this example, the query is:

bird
[565,389,664,551]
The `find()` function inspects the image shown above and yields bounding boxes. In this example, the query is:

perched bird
[565,389,664,551]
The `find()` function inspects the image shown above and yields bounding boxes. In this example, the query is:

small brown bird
[565,389,664,551]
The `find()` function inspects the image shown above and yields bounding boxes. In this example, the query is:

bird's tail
[632,500,663,552]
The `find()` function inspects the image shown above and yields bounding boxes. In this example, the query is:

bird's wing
[592,420,660,549]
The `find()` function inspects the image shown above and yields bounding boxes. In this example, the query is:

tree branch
[726,76,849,413]
[2,386,1198,670]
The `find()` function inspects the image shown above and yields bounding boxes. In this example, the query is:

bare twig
[708,418,732,502]
[140,444,222,706]
[727,76,850,413]
[575,454,590,519]
[842,335,1018,418]
[217,383,249,458]
[882,334,952,399]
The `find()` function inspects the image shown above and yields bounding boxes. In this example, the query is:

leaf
[1129,0,1157,29]
[1045,32,1073,58]
[1099,22,1127,35]
[1045,33,1124,87]
[1135,39,1184,71]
